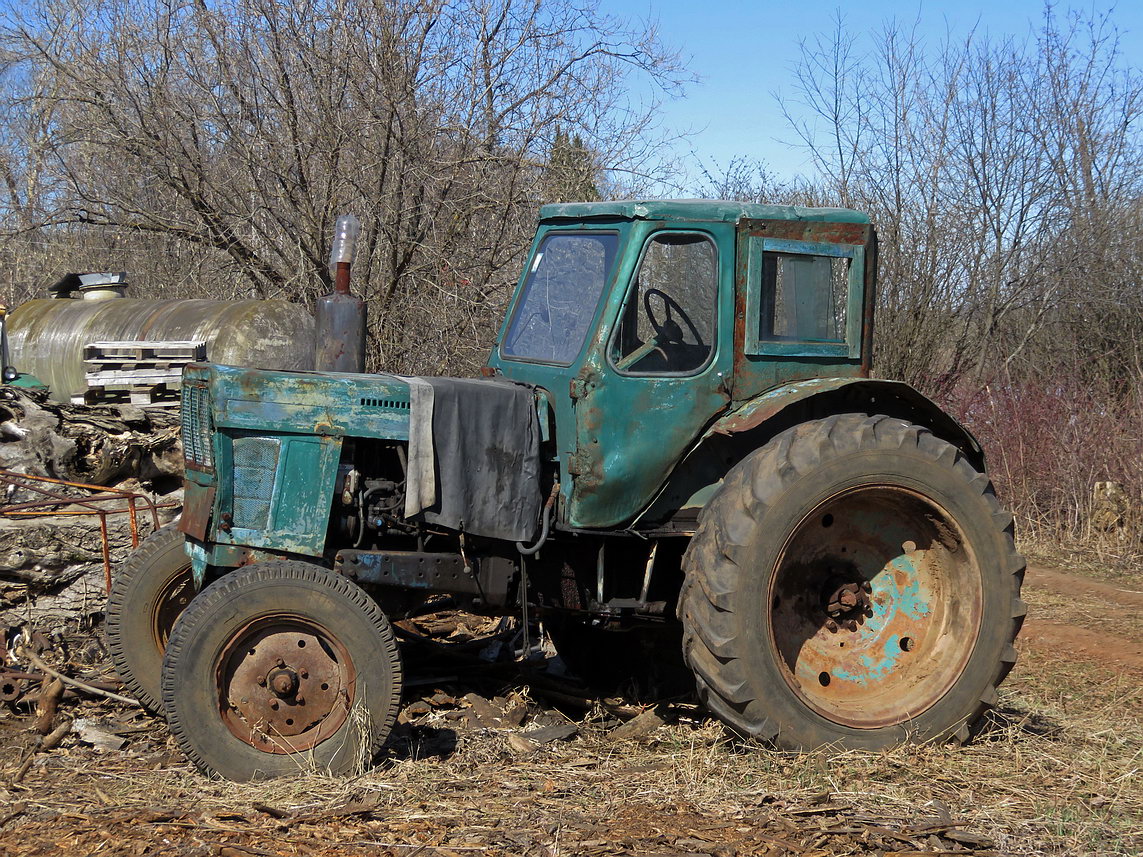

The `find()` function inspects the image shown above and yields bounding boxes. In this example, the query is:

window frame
[606,228,720,378]
[744,237,864,359]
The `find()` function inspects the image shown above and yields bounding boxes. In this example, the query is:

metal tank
[6,298,315,402]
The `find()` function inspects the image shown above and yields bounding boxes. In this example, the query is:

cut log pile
[0,386,182,629]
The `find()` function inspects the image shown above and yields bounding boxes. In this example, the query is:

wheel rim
[768,485,983,729]
[150,566,195,651]
[216,615,356,754]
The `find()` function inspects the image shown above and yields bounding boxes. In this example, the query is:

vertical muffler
[315,214,367,373]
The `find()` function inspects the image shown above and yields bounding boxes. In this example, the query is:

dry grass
[1019,535,1143,584]
[4,638,1140,857]
[5,559,1143,856]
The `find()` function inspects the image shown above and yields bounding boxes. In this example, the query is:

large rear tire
[161,561,403,780]
[106,525,195,711]
[679,414,1026,750]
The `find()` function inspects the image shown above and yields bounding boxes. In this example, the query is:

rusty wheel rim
[150,566,196,652]
[216,616,356,754]
[768,486,983,729]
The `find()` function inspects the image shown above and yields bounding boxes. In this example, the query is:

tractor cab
[487,200,876,529]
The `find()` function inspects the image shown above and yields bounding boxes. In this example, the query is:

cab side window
[761,253,850,342]
[610,232,717,374]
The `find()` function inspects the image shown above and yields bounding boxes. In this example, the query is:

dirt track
[1019,565,1143,673]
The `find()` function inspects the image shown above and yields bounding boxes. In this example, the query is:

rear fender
[640,378,983,528]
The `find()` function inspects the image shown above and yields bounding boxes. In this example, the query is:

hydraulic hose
[517,483,559,556]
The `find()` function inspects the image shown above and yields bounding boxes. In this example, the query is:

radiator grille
[231,436,281,530]
[180,383,214,469]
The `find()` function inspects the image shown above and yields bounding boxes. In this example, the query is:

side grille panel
[231,436,281,529]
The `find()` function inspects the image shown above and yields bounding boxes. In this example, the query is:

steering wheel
[643,288,704,347]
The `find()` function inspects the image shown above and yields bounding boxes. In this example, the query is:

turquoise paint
[186,539,210,590]
[191,200,886,558]
[831,556,932,687]
[538,199,870,225]
[883,554,932,621]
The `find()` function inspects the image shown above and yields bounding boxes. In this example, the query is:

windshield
[501,232,618,364]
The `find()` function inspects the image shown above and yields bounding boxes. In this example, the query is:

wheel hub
[822,577,874,631]
[267,667,299,697]
[218,618,355,754]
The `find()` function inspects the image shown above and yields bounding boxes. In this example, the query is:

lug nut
[862,581,872,593]
[275,657,285,668]
[270,699,279,710]
[825,619,838,633]
[257,675,267,687]
[296,695,305,705]
[300,669,309,679]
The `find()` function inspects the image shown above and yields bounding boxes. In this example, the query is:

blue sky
[604,1,1143,183]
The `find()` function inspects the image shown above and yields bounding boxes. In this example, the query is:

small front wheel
[161,562,402,780]
[106,525,195,711]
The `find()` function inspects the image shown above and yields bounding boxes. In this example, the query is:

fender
[710,378,982,462]
[638,377,984,530]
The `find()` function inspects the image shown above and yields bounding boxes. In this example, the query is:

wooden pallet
[78,339,206,408]
[72,382,181,407]
[84,368,185,386]
[82,340,206,362]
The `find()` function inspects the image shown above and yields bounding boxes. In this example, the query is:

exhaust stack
[315,214,366,373]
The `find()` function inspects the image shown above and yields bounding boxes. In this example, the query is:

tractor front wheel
[106,525,195,711]
[161,561,403,780]
[679,414,1025,750]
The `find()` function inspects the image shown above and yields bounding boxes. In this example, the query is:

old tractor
[106,200,1025,780]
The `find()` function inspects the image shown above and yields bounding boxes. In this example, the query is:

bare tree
[0,0,687,373]
[779,6,1143,396]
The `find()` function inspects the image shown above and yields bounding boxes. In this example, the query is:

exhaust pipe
[315,214,367,373]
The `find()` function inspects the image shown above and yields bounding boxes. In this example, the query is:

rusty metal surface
[706,377,983,466]
[218,617,356,754]
[7,298,314,402]
[314,286,365,373]
[150,567,195,651]
[537,199,871,226]
[337,550,478,595]
[768,486,983,729]
[178,480,216,542]
[0,667,30,703]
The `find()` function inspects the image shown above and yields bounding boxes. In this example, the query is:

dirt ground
[1,562,1141,857]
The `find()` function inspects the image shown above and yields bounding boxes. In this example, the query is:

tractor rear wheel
[161,561,402,780]
[679,414,1025,750]
[106,525,195,711]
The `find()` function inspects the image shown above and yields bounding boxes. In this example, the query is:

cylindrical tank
[7,298,315,402]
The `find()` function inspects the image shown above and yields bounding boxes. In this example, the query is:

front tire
[680,414,1025,750]
[161,562,403,780]
[106,525,195,711]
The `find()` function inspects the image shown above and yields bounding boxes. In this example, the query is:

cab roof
[538,199,870,225]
